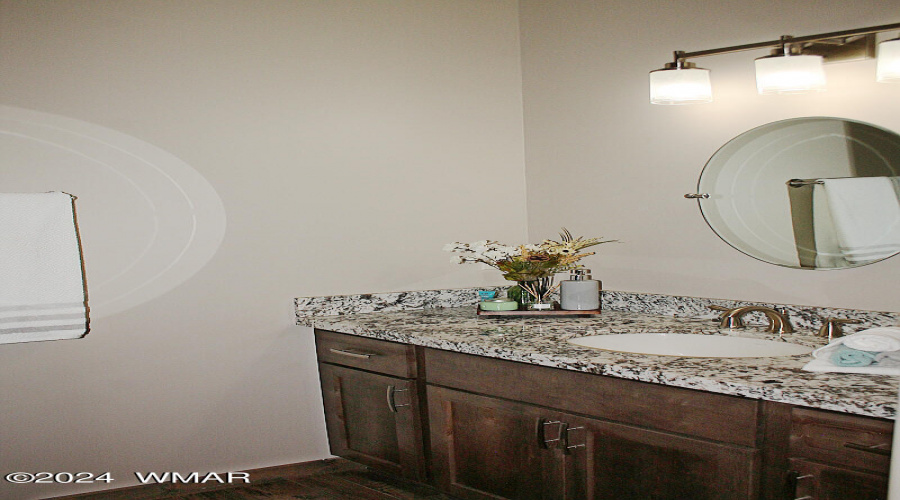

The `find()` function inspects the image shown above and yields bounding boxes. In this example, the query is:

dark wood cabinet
[426,348,762,500]
[785,408,893,500]
[789,458,889,500]
[427,386,571,500]
[315,330,426,481]
[313,329,894,500]
[566,413,759,500]
[428,385,760,500]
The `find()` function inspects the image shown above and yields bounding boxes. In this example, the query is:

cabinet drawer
[790,407,893,474]
[315,329,417,378]
[424,348,760,447]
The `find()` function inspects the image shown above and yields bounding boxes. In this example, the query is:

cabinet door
[788,458,888,500]
[562,415,760,500]
[318,363,425,480]
[428,386,569,500]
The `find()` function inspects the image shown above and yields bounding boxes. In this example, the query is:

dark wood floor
[49,459,457,500]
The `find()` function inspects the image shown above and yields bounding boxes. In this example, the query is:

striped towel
[0,192,88,344]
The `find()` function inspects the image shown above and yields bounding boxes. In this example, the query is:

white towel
[843,327,900,352]
[822,177,900,264]
[802,327,900,375]
[811,184,848,268]
[0,192,88,344]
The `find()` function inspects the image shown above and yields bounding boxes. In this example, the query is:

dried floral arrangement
[444,228,616,282]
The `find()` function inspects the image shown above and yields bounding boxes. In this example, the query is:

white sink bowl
[567,333,814,358]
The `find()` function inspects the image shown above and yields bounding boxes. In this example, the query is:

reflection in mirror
[695,117,900,269]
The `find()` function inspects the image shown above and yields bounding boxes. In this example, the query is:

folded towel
[0,192,89,344]
[803,327,900,375]
[803,355,900,375]
[821,177,900,264]
[843,327,900,352]
[830,346,878,366]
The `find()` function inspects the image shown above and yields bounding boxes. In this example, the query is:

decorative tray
[476,305,601,317]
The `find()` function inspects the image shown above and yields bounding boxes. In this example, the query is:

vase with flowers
[444,228,616,310]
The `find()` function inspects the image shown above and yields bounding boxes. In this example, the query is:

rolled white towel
[842,327,900,352]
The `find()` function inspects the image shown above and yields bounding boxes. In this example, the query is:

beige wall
[519,0,900,312]
[0,1,526,498]
[1,0,899,498]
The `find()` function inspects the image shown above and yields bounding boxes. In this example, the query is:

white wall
[519,0,900,312]
[2,1,899,498]
[0,1,526,498]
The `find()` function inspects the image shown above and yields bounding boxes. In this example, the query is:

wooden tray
[476,304,601,317]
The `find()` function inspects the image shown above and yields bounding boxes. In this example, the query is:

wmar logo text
[134,472,250,484]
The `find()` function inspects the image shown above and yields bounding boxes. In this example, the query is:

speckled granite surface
[296,287,899,333]
[295,288,900,419]
[295,286,508,317]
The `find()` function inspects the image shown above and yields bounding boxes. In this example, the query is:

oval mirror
[695,117,900,269]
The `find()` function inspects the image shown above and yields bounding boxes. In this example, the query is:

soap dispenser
[560,269,600,311]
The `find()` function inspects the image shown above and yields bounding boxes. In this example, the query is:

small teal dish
[477,290,498,300]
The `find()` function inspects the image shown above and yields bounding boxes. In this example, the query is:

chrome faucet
[709,305,794,334]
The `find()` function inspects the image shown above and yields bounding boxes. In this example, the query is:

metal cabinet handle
[562,426,586,453]
[844,441,892,456]
[537,419,565,449]
[787,471,814,500]
[329,348,375,359]
[386,385,410,412]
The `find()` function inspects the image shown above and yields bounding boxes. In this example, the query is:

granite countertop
[304,305,900,419]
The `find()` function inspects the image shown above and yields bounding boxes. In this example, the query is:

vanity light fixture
[754,37,826,94]
[650,22,900,104]
[649,60,712,105]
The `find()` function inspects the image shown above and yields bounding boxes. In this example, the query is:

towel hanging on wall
[0,192,88,344]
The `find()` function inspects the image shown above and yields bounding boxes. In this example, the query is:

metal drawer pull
[844,442,892,456]
[386,385,410,412]
[537,419,565,448]
[563,426,586,452]
[329,348,375,359]
[787,470,814,500]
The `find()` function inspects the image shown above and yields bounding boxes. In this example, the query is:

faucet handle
[817,317,862,341]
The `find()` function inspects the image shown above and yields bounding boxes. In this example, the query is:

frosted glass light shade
[649,67,712,104]
[876,38,900,82]
[755,54,826,94]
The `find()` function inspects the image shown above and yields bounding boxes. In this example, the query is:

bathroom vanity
[305,303,897,500]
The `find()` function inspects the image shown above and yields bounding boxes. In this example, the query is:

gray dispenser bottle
[560,269,600,311]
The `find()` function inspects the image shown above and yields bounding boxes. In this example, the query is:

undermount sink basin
[567,333,814,358]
